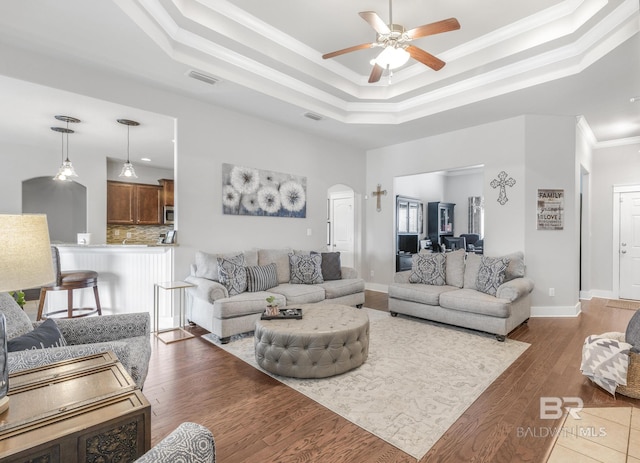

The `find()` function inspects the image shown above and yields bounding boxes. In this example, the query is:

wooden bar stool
[37,246,102,320]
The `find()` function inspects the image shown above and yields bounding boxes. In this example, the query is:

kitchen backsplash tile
[107,225,174,244]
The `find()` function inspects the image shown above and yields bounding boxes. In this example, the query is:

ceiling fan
[322,0,460,83]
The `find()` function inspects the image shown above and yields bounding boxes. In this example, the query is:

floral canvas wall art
[222,163,307,218]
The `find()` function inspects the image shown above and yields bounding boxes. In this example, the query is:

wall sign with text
[537,189,564,230]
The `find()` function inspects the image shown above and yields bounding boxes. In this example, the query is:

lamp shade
[0,215,54,292]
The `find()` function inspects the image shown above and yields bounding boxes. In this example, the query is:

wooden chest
[0,352,151,462]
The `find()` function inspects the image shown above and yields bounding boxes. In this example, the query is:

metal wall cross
[372,184,387,212]
[490,171,516,205]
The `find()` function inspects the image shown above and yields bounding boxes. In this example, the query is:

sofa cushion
[267,283,325,305]
[0,292,33,339]
[318,278,365,299]
[476,256,509,296]
[289,253,324,284]
[258,249,292,284]
[504,251,525,281]
[217,254,247,296]
[246,263,278,292]
[313,251,342,281]
[8,318,67,352]
[445,249,466,288]
[439,289,512,318]
[195,250,250,281]
[213,291,286,319]
[409,253,446,285]
[388,283,458,306]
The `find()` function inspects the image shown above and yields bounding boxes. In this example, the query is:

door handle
[622,250,627,254]
[622,243,627,246]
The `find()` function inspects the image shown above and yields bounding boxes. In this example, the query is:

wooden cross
[490,171,516,205]
[372,184,387,212]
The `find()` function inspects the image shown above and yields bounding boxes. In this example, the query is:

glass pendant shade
[52,116,80,181]
[374,46,410,70]
[118,119,140,179]
[119,162,138,178]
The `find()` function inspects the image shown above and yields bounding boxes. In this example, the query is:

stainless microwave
[163,206,174,224]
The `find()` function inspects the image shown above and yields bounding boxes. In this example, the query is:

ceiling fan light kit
[323,0,460,83]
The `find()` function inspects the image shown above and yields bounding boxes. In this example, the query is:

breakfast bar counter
[47,245,175,327]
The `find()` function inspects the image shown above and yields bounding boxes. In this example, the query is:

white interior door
[331,194,354,268]
[619,191,640,299]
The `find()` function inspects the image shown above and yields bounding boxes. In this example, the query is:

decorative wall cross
[490,171,516,205]
[372,184,387,212]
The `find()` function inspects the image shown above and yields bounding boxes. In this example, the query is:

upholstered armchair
[0,292,151,389]
[135,422,215,463]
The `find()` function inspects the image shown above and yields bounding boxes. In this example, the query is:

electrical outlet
[114,230,120,236]
[126,232,132,239]
[307,228,312,236]
[549,288,555,297]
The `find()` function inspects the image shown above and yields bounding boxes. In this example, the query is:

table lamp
[0,214,54,414]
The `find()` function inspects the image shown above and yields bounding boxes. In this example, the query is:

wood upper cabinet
[107,181,162,225]
[159,179,174,206]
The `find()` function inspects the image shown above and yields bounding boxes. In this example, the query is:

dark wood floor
[142,292,638,463]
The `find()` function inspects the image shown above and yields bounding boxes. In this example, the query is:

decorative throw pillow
[476,256,509,296]
[7,318,67,352]
[246,263,278,292]
[217,254,247,296]
[289,253,324,284]
[312,251,342,281]
[409,253,446,285]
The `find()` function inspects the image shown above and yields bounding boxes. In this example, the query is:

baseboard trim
[531,302,582,318]
[365,283,388,293]
[587,289,615,300]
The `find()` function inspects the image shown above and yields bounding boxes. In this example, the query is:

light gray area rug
[203,308,529,460]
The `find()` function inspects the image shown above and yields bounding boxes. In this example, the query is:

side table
[0,352,151,462]
[154,280,196,344]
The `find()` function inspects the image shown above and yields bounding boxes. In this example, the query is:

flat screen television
[443,236,466,251]
[397,234,418,254]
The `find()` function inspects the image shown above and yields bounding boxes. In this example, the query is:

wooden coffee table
[254,304,369,378]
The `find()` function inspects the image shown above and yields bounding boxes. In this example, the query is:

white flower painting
[222,163,307,217]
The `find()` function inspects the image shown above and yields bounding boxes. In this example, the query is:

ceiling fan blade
[406,45,446,71]
[359,11,391,35]
[406,18,460,40]
[368,64,384,83]
[322,43,374,60]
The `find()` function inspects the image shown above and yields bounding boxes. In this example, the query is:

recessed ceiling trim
[120,0,638,126]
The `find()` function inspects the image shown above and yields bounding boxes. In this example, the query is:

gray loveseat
[185,248,365,343]
[388,250,534,341]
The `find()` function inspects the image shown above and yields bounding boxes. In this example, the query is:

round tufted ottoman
[254,304,369,378]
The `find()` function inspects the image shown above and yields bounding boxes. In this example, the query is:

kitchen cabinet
[107,181,162,225]
[159,178,174,206]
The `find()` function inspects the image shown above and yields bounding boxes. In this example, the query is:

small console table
[0,352,151,462]
[154,280,195,344]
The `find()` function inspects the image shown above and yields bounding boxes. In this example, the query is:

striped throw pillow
[246,263,278,292]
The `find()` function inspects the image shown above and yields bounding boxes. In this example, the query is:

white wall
[367,115,580,314]
[0,43,366,282]
[590,142,640,294]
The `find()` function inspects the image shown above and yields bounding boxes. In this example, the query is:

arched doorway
[22,176,87,243]
[327,184,355,268]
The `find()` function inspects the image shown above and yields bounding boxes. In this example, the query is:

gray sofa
[185,248,365,343]
[388,250,534,341]
[0,292,151,388]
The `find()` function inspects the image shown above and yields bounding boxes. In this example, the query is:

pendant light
[52,115,80,181]
[118,119,139,179]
